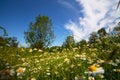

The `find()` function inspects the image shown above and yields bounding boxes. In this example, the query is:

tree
[0,26,8,36]
[62,35,75,49]
[88,32,98,44]
[110,22,120,43]
[76,39,87,47]
[24,15,55,49]
[97,28,107,37]
[7,37,18,47]
[0,26,18,47]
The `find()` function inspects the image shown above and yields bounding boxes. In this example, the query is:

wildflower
[22,62,28,66]
[113,69,120,72]
[80,53,86,60]
[73,47,78,50]
[46,73,51,76]
[38,49,43,52]
[108,60,118,66]
[75,76,79,80]
[31,77,36,80]
[33,48,37,51]
[10,69,15,76]
[97,59,104,64]
[98,74,104,79]
[111,63,118,66]
[16,67,26,76]
[29,49,33,52]
[85,65,104,76]
[88,76,95,80]
[64,58,70,64]
[75,76,86,80]
[70,64,75,68]
[89,65,97,72]
[94,64,100,67]
[87,58,93,64]
[115,59,120,64]
[75,54,80,58]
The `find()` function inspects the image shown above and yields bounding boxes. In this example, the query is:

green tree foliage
[113,22,120,33]
[110,22,120,43]
[24,15,55,49]
[0,26,18,47]
[88,32,98,44]
[76,39,87,47]
[97,28,107,37]
[62,35,75,50]
[98,28,108,48]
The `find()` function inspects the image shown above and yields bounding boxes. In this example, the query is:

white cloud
[65,0,120,42]
[57,0,79,13]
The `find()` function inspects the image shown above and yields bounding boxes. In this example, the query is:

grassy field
[0,46,120,80]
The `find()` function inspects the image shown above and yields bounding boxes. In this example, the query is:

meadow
[0,44,120,80]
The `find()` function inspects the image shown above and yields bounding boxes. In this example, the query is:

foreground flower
[85,65,104,76]
[16,67,26,76]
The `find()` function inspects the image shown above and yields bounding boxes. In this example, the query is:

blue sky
[0,0,120,47]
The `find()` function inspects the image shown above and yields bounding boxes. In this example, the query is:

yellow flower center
[17,68,23,73]
[89,65,97,72]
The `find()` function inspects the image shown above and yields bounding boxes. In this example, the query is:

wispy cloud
[65,0,120,42]
[57,0,79,14]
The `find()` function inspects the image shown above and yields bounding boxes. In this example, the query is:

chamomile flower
[16,67,26,76]
[85,65,104,76]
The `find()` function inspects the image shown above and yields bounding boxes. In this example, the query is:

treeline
[0,15,120,52]
[50,22,120,52]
